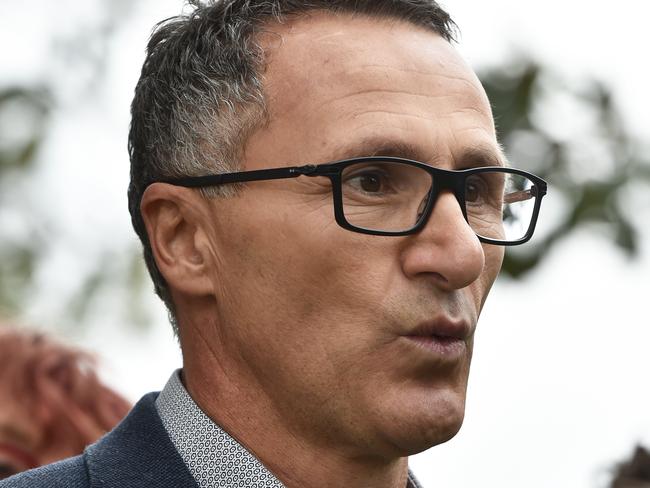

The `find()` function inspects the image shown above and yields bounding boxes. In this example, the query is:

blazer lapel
[85,392,198,488]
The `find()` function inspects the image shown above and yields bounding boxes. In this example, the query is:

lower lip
[404,335,466,359]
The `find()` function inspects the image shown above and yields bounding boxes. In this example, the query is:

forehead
[250,11,499,167]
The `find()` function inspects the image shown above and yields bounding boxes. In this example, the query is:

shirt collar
[156,369,423,488]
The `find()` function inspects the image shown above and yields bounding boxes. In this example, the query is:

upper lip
[405,317,472,341]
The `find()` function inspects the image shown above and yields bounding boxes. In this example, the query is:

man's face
[200,13,504,457]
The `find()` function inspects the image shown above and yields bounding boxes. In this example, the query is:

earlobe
[140,183,214,297]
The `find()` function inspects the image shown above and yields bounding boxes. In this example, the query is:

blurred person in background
[2,0,547,487]
[0,325,131,480]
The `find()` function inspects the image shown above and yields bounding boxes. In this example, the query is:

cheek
[219,196,386,316]
[210,212,391,407]
[476,244,504,308]
[214,201,397,370]
[485,244,505,280]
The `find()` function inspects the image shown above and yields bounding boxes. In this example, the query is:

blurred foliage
[0,87,50,171]
[0,87,49,316]
[0,0,147,329]
[480,60,650,278]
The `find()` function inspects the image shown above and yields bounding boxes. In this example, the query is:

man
[1,0,547,486]
[0,326,131,480]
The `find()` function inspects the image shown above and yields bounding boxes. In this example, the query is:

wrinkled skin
[143,12,505,488]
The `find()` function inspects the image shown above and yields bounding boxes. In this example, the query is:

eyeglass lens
[340,161,537,241]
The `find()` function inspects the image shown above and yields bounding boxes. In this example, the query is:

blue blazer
[0,393,199,488]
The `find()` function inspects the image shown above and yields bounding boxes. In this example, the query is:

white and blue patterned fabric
[156,370,284,487]
[156,370,424,488]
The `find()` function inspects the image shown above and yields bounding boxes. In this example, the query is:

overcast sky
[1,1,649,487]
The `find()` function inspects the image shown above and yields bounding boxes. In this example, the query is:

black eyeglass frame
[156,156,548,246]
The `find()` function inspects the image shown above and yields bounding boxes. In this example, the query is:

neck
[181,342,410,488]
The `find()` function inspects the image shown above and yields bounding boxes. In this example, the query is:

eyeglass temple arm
[503,182,548,204]
[504,189,534,204]
[158,164,320,188]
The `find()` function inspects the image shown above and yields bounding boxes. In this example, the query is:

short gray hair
[127,0,457,335]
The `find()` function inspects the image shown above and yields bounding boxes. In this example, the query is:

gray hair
[127,0,457,335]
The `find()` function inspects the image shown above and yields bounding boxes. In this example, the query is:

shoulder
[0,455,89,488]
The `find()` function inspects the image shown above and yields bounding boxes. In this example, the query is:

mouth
[403,318,471,359]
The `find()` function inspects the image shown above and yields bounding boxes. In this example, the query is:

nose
[401,191,485,290]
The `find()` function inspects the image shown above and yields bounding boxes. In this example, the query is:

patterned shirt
[156,370,423,488]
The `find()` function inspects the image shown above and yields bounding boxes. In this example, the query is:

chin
[381,389,467,456]
[403,413,464,455]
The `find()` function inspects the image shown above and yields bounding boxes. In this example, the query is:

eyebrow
[459,143,508,168]
[328,137,508,169]
[330,138,427,162]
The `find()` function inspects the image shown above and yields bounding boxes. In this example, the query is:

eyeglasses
[157,156,548,246]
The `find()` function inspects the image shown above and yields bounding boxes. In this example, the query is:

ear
[140,183,214,298]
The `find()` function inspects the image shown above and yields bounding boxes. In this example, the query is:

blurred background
[0,0,648,486]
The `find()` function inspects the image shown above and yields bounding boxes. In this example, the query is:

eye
[358,172,381,192]
[345,168,393,194]
[465,175,490,204]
